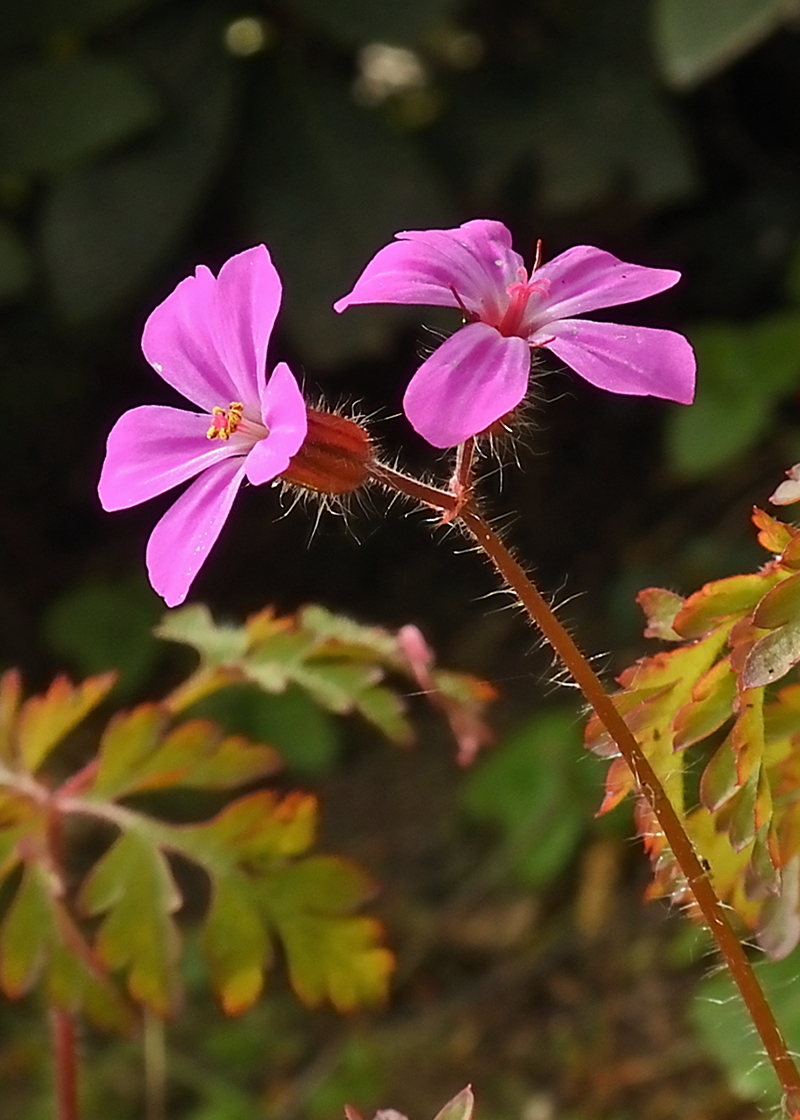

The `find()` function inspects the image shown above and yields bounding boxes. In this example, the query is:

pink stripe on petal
[403,322,530,448]
[247,362,307,486]
[146,458,246,608]
[98,405,245,511]
[142,267,239,412]
[210,245,283,406]
[545,320,696,403]
[534,246,680,323]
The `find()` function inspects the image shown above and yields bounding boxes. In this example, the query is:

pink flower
[334,219,696,448]
[98,245,308,608]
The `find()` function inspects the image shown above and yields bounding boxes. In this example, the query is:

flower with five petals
[98,245,308,607]
[334,219,696,448]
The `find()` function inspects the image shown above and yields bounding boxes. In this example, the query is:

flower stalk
[370,456,800,1117]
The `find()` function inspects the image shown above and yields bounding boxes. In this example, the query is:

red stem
[370,459,800,1116]
[51,1008,79,1120]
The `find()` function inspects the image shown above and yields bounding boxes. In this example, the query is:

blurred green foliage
[461,709,625,889]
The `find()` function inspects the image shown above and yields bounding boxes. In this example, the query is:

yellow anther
[206,401,243,440]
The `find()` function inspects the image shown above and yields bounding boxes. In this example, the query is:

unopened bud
[281,409,373,494]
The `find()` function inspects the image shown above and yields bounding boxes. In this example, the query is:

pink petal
[334,220,523,322]
[403,322,530,448]
[145,458,246,607]
[534,246,680,323]
[141,245,281,412]
[98,405,246,511]
[544,319,696,403]
[247,362,308,485]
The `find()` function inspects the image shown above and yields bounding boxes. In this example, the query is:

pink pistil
[496,275,550,338]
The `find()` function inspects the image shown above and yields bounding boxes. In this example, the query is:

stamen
[206,401,244,440]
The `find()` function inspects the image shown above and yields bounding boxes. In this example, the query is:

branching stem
[370,457,800,1116]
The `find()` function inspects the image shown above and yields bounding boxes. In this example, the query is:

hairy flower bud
[281,409,373,494]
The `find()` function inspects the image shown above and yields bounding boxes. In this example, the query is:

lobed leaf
[15,672,116,772]
[258,856,393,1011]
[80,831,182,1016]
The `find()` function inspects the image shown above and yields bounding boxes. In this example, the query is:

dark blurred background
[4,1,800,1117]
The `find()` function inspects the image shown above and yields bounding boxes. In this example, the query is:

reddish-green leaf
[0,670,21,762]
[674,572,780,639]
[673,656,736,749]
[179,790,318,867]
[700,737,739,812]
[16,672,116,771]
[753,571,800,629]
[753,507,793,554]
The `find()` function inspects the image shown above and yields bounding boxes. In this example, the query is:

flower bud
[281,409,373,494]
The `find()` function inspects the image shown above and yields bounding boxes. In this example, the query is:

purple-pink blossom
[334,219,696,448]
[98,245,307,608]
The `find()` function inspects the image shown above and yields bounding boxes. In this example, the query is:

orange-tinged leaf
[135,723,282,792]
[673,656,736,750]
[732,689,765,787]
[179,790,318,866]
[673,572,780,639]
[0,670,21,762]
[597,756,635,815]
[752,507,793,554]
[201,873,270,1015]
[780,532,800,569]
[16,672,116,772]
[636,587,685,640]
[88,704,166,798]
[80,831,182,1017]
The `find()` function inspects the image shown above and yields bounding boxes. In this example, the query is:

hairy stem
[51,1008,79,1120]
[371,458,800,1115]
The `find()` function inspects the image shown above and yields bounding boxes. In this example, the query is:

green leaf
[0,864,52,996]
[45,574,163,696]
[16,672,116,772]
[40,7,236,323]
[461,710,595,888]
[201,873,270,1015]
[0,57,158,174]
[0,864,134,1031]
[80,831,181,1016]
[667,315,800,476]
[0,219,33,302]
[653,0,791,89]
[155,604,248,668]
[692,941,800,1105]
[258,857,393,1011]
